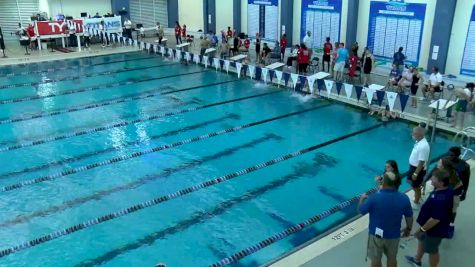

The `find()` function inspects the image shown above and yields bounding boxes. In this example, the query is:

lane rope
[0,122,386,258]
[0,79,238,125]
[0,113,237,181]
[0,63,175,90]
[0,70,204,105]
[0,55,155,78]
[0,91,288,192]
[0,90,278,154]
[0,51,142,71]
[209,153,449,266]
[0,133,277,228]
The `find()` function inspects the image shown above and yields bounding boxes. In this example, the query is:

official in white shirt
[303,31,313,58]
[407,126,430,207]
[423,66,443,100]
[124,18,132,39]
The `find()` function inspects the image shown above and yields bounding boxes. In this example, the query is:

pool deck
[1,34,474,266]
[269,159,475,267]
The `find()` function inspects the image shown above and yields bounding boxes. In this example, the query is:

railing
[454,127,475,160]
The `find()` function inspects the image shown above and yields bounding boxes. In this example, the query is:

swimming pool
[0,52,455,266]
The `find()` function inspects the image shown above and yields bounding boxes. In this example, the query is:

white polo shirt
[303,35,312,49]
[429,72,442,86]
[409,137,430,169]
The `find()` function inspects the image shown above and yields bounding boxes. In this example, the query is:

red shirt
[324,42,333,55]
[182,27,186,37]
[298,48,310,64]
[175,26,181,36]
[244,39,250,49]
[227,30,233,37]
[26,26,35,38]
[280,37,288,49]
[349,55,358,77]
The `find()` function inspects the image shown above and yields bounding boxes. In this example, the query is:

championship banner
[84,16,123,33]
[36,20,84,36]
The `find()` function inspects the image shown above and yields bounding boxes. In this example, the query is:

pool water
[0,52,455,266]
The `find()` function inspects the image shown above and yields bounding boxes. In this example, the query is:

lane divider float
[0,122,386,258]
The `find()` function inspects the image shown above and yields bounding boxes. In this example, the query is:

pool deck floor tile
[271,160,475,267]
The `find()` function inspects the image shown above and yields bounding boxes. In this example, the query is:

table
[204,48,216,54]
[176,43,190,49]
[265,62,285,70]
[155,38,168,46]
[312,72,330,80]
[429,99,457,123]
[368,84,385,91]
[229,54,247,62]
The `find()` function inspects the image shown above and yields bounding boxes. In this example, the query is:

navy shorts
[407,165,426,188]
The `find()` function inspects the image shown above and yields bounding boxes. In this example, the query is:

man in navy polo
[359,172,413,267]
[406,170,453,267]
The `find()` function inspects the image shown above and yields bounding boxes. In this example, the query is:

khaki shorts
[368,234,400,261]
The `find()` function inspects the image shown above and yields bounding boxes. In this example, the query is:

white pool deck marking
[270,159,475,267]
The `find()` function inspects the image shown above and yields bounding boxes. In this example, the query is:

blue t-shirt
[390,69,401,78]
[359,189,413,239]
[337,48,348,63]
[417,188,453,238]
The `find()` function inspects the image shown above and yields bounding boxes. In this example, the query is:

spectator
[452,87,471,129]
[226,26,233,38]
[94,12,101,18]
[280,34,288,62]
[387,64,401,88]
[351,42,359,58]
[182,24,187,39]
[393,47,406,74]
[408,68,421,108]
[255,32,261,62]
[449,146,471,201]
[174,21,182,44]
[322,37,333,72]
[260,42,272,64]
[362,48,374,86]
[406,170,453,267]
[123,18,132,39]
[297,43,310,75]
[286,44,300,69]
[374,160,402,190]
[407,126,430,208]
[398,66,413,92]
[348,51,358,83]
[99,20,109,47]
[231,34,239,56]
[199,36,210,55]
[331,41,340,77]
[218,40,230,59]
[26,23,36,49]
[423,67,443,100]
[359,171,413,267]
[333,42,348,81]
[243,37,250,50]
[158,24,164,45]
[303,31,313,58]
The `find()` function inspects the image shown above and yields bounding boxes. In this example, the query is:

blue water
[0,52,455,267]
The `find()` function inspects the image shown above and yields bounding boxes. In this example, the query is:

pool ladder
[453,127,475,160]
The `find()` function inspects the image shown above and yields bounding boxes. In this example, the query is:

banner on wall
[247,0,279,41]
[300,0,342,48]
[84,16,123,33]
[461,6,475,76]
[367,0,426,65]
[36,20,84,36]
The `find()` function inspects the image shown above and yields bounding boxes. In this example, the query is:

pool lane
[0,55,154,78]
[0,52,144,75]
